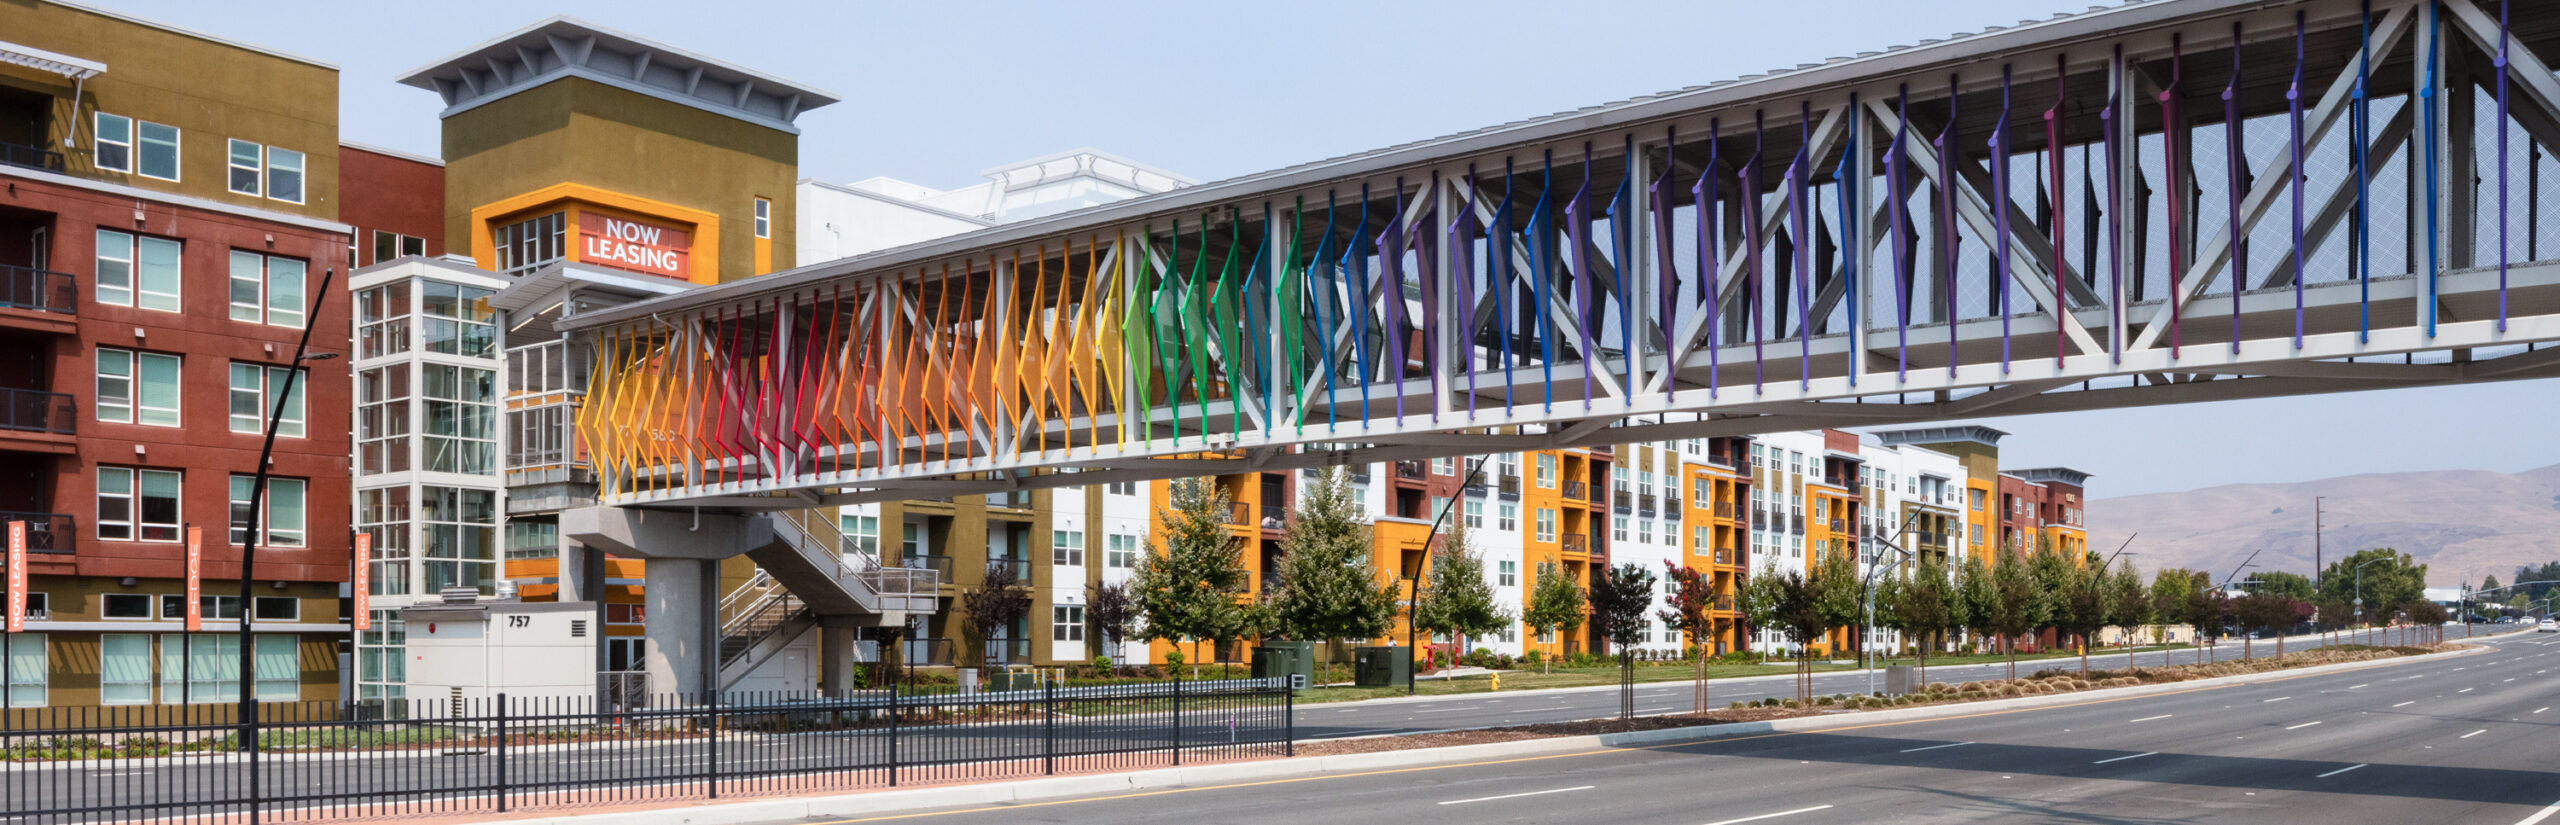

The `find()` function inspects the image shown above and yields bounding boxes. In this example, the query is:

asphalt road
[747,629,2560,825]
[0,624,2511,823]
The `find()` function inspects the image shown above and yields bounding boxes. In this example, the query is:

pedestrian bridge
[564,0,2560,509]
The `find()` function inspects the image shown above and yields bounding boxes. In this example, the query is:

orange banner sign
[352,533,371,632]
[185,526,203,632]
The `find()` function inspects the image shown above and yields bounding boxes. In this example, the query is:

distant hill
[2088,464,2560,588]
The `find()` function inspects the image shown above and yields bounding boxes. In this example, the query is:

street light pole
[2312,496,2324,590]
[237,268,336,753]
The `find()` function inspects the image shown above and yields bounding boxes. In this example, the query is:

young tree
[1813,547,1864,662]
[1741,561,1826,703]
[1658,560,1717,712]
[1957,555,1997,660]
[1132,478,1250,677]
[2052,558,2112,675]
[2148,568,2197,667]
[2028,546,2077,658]
[1987,545,2048,679]
[2186,574,2228,664]
[2230,593,2295,659]
[2104,560,2152,669]
[961,556,1034,668]
[1522,555,1586,674]
[1587,562,1658,719]
[1879,558,1955,679]
[1413,518,1513,656]
[1086,581,1139,667]
[1265,469,1400,685]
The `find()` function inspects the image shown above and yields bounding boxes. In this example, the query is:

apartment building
[0,1,355,715]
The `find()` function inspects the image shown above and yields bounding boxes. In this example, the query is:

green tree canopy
[1522,554,1586,669]
[1266,469,1400,650]
[1414,516,1513,644]
[2251,571,2316,601]
[2316,548,2427,613]
[1132,478,1251,674]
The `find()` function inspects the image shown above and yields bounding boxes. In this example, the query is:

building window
[1106,533,1140,569]
[1105,481,1136,497]
[228,139,262,196]
[102,593,153,619]
[504,520,558,560]
[5,634,44,707]
[901,522,924,557]
[422,486,498,594]
[1499,454,1519,480]
[170,595,242,621]
[605,603,645,625]
[14,593,46,621]
[1497,560,1517,587]
[254,597,298,621]
[1535,454,1557,488]
[228,251,307,327]
[228,363,305,437]
[370,231,427,265]
[160,635,297,704]
[1613,517,1627,542]
[1052,605,1084,642]
[840,513,880,554]
[358,488,412,597]
[229,476,306,548]
[100,634,153,705]
[94,113,132,172]
[98,467,181,542]
[266,147,304,204]
[605,638,646,673]
[136,119,179,181]
[97,348,181,426]
[1464,499,1484,529]
[358,283,411,358]
[1498,502,1518,532]
[1432,457,1455,476]
[358,365,410,474]
[493,211,567,275]
[1534,508,1556,542]
[753,197,771,239]
[95,229,182,311]
[1052,529,1084,566]
[422,365,497,475]
[1694,525,1710,554]
[1636,518,1652,545]
[421,280,496,357]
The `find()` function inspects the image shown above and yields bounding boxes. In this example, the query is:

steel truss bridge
[568,0,2560,509]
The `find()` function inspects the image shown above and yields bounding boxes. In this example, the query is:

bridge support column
[819,626,871,695]
[643,558,719,699]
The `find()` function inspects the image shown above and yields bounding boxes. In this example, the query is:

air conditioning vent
[570,619,588,638]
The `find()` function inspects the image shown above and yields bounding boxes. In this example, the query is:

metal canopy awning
[0,39,105,80]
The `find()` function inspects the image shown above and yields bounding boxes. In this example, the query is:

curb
[474,634,2508,825]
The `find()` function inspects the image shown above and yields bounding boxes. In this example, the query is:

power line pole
[2313,496,2325,588]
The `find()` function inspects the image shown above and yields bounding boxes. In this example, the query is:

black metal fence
[0,677,1292,825]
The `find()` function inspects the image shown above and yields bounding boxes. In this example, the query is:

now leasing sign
[577,212,692,279]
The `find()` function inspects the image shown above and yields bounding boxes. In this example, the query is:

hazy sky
[96,0,2560,497]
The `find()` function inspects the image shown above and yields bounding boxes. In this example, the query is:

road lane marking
[2460,688,2477,693]
[2504,678,2516,683]
[1438,785,1594,805]
[1701,805,1835,825]
[2093,752,2158,764]
[2316,764,2367,778]
[1899,742,1973,752]
[2462,729,2488,738]
[2512,799,2560,825]
[2262,697,2291,703]
[2348,684,2369,689]
[2535,707,2550,714]
[2393,701,2417,707]
[2129,715,2174,723]
[2286,721,2322,730]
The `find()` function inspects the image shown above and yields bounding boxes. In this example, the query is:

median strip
[1437,785,1593,805]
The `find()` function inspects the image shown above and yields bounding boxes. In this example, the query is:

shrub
[1164,649,1187,670]
[1092,655,1114,674]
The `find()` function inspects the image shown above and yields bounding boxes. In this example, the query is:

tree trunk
[2243,634,2252,661]
[1695,654,1708,714]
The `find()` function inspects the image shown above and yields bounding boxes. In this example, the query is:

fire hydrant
[1491,673,1501,692]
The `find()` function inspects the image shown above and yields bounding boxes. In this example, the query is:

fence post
[496,693,510,813]
[1285,681,1295,757]
[706,691,720,800]
[248,699,263,825]
[1042,676,1056,775]
[885,687,899,787]
[1170,676,1183,765]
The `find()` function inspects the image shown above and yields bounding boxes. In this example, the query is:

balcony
[1715,502,1737,519]
[1713,595,1735,611]
[0,141,64,174]
[1713,548,1735,566]
[1,388,74,436]
[1563,480,1588,500]
[0,512,73,554]
[1225,503,1253,526]
[984,556,1032,582]
[1613,490,1631,511]
[1498,475,1519,497]
[982,637,1034,665]
[899,553,954,581]
[1395,460,1426,480]
[1562,533,1589,554]
[0,265,75,317]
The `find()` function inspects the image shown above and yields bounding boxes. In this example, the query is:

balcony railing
[982,637,1034,665]
[899,553,954,580]
[1226,503,1253,526]
[0,512,73,554]
[1,388,74,435]
[0,265,75,316]
[1716,502,1737,519]
[1498,475,1519,496]
[1395,460,1426,480]
[1562,480,1588,499]
[1562,534,1588,553]
[984,556,1032,582]
[0,141,65,173]
[1713,549,1734,565]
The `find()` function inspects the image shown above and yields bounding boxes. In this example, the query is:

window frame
[228,475,307,548]
[1105,533,1140,569]
[135,119,179,182]
[227,139,262,196]
[1051,605,1084,642]
[94,229,182,312]
[229,250,308,328]
[5,633,46,708]
[97,467,182,542]
[101,592,154,620]
[265,146,305,205]
[94,113,133,172]
[1051,529,1085,567]
[99,633,154,706]
[229,362,306,437]
[753,197,771,239]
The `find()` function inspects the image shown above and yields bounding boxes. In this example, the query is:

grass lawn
[1287,645,2188,705]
